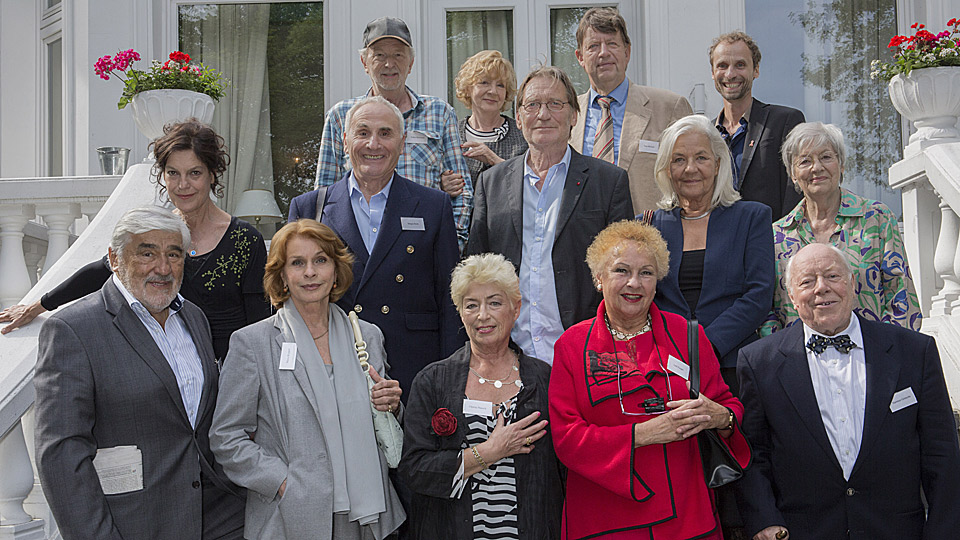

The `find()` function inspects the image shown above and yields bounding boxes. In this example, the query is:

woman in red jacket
[549,220,750,539]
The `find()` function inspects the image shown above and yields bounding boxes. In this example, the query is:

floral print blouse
[761,188,921,335]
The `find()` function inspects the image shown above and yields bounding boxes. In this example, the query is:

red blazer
[549,302,750,539]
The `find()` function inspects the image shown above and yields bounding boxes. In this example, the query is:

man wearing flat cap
[298,16,473,251]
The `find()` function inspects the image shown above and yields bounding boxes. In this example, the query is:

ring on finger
[524,436,532,446]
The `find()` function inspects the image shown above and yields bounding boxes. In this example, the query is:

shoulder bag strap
[688,318,700,399]
[315,185,328,222]
[347,310,369,371]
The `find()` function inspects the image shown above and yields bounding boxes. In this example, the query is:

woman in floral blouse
[761,122,921,335]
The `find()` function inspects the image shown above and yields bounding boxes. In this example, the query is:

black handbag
[687,318,744,489]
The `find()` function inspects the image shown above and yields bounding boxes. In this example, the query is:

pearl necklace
[680,209,711,220]
[605,314,652,340]
[470,353,521,389]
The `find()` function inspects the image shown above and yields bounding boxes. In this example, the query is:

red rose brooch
[431,408,457,436]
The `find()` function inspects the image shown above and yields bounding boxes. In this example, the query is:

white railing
[0,166,155,539]
[891,132,960,409]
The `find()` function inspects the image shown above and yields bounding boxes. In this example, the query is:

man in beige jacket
[570,7,692,212]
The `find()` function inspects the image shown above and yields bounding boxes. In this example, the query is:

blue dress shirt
[348,172,393,254]
[112,274,205,428]
[581,78,629,164]
[513,147,571,364]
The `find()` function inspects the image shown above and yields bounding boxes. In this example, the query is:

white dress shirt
[802,315,866,480]
[113,274,205,428]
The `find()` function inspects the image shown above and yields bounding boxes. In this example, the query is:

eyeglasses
[520,100,568,114]
[794,151,838,170]
[617,357,673,416]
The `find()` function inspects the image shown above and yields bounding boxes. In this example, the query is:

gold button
[354,304,362,313]
[395,274,404,283]
[381,305,390,314]
[406,245,415,253]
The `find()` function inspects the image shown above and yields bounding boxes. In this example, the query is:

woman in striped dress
[399,253,564,539]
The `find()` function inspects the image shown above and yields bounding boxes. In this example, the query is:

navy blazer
[318,173,463,399]
[465,148,634,330]
[719,99,805,221]
[736,318,960,540]
[288,189,320,221]
[652,201,774,368]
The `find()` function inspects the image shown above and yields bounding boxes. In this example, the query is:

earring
[596,282,602,292]
[282,283,289,293]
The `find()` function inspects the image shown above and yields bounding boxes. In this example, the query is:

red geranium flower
[169,51,191,64]
[431,408,457,436]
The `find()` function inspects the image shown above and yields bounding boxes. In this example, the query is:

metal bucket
[96,147,131,175]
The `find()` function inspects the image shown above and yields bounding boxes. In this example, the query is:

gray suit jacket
[34,279,243,540]
[465,148,634,330]
[571,81,692,212]
[210,313,405,539]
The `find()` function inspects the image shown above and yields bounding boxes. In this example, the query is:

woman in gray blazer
[211,219,405,539]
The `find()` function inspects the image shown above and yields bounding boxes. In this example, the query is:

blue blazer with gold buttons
[316,173,463,399]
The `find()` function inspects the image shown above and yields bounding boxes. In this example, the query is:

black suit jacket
[319,173,463,398]
[465,148,634,329]
[34,279,243,540]
[721,98,805,221]
[736,317,960,540]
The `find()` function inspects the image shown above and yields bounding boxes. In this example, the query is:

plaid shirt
[315,87,472,250]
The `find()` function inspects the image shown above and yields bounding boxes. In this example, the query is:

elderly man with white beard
[34,206,244,540]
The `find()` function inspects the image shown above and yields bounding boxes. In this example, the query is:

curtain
[179,4,275,214]
[445,10,514,120]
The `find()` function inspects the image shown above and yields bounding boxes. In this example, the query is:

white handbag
[347,310,404,468]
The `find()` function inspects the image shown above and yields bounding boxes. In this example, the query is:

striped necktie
[593,96,615,163]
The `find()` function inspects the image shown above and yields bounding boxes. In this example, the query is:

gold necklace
[605,314,652,340]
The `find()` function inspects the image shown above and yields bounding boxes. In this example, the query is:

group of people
[3,6,960,540]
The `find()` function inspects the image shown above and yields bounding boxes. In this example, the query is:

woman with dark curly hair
[0,119,271,360]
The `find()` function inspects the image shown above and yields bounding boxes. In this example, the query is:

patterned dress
[461,395,521,540]
[761,188,921,335]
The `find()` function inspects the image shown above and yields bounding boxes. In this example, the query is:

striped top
[464,395,521,540]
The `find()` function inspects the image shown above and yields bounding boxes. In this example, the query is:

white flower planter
[129,89,216,141]
[888,66,960,144]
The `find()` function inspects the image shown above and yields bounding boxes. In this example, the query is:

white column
[931,199,960,316]
[0,205,35,309]
[0,422,36,526]
[36,203,80,275]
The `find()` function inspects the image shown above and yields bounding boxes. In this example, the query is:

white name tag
[639,140,660,154]
[666,355,690,380]
[400,217,425,231]
[279,343,297,371]
[463,398,493,417]
[890,387,918,412]
[406,131,429,145]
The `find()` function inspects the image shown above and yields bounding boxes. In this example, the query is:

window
[178,2,323,218]
[46,38,62,176]
[445,10,514,119]
[746,0,902,214]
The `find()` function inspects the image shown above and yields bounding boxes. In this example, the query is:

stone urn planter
[129,89,216,141]
[888,66,960,145]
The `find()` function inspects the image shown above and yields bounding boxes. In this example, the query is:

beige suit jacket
[571,80,692,212]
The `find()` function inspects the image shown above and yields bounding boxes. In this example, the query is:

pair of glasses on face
[616,359,673,416]
[520,100,568,114]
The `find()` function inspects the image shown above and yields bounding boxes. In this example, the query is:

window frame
[39,3,66,176]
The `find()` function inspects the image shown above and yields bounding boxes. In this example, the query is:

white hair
[344,95,406,138]
[781,122,846,192]
[784,243,854,295]
[653,114,741,210]
[110,206,190,259]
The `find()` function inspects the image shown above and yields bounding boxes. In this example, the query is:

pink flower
[94,55,113,79]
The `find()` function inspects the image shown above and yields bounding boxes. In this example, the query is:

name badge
[401,217,425,231]
[666,355,690,380]
[639,140,660,154]
[889,387,918,412]
[406,131,429,145]
[279,343,297,371]
[463,398,493,417]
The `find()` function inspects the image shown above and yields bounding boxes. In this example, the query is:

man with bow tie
[736,242,960,540]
